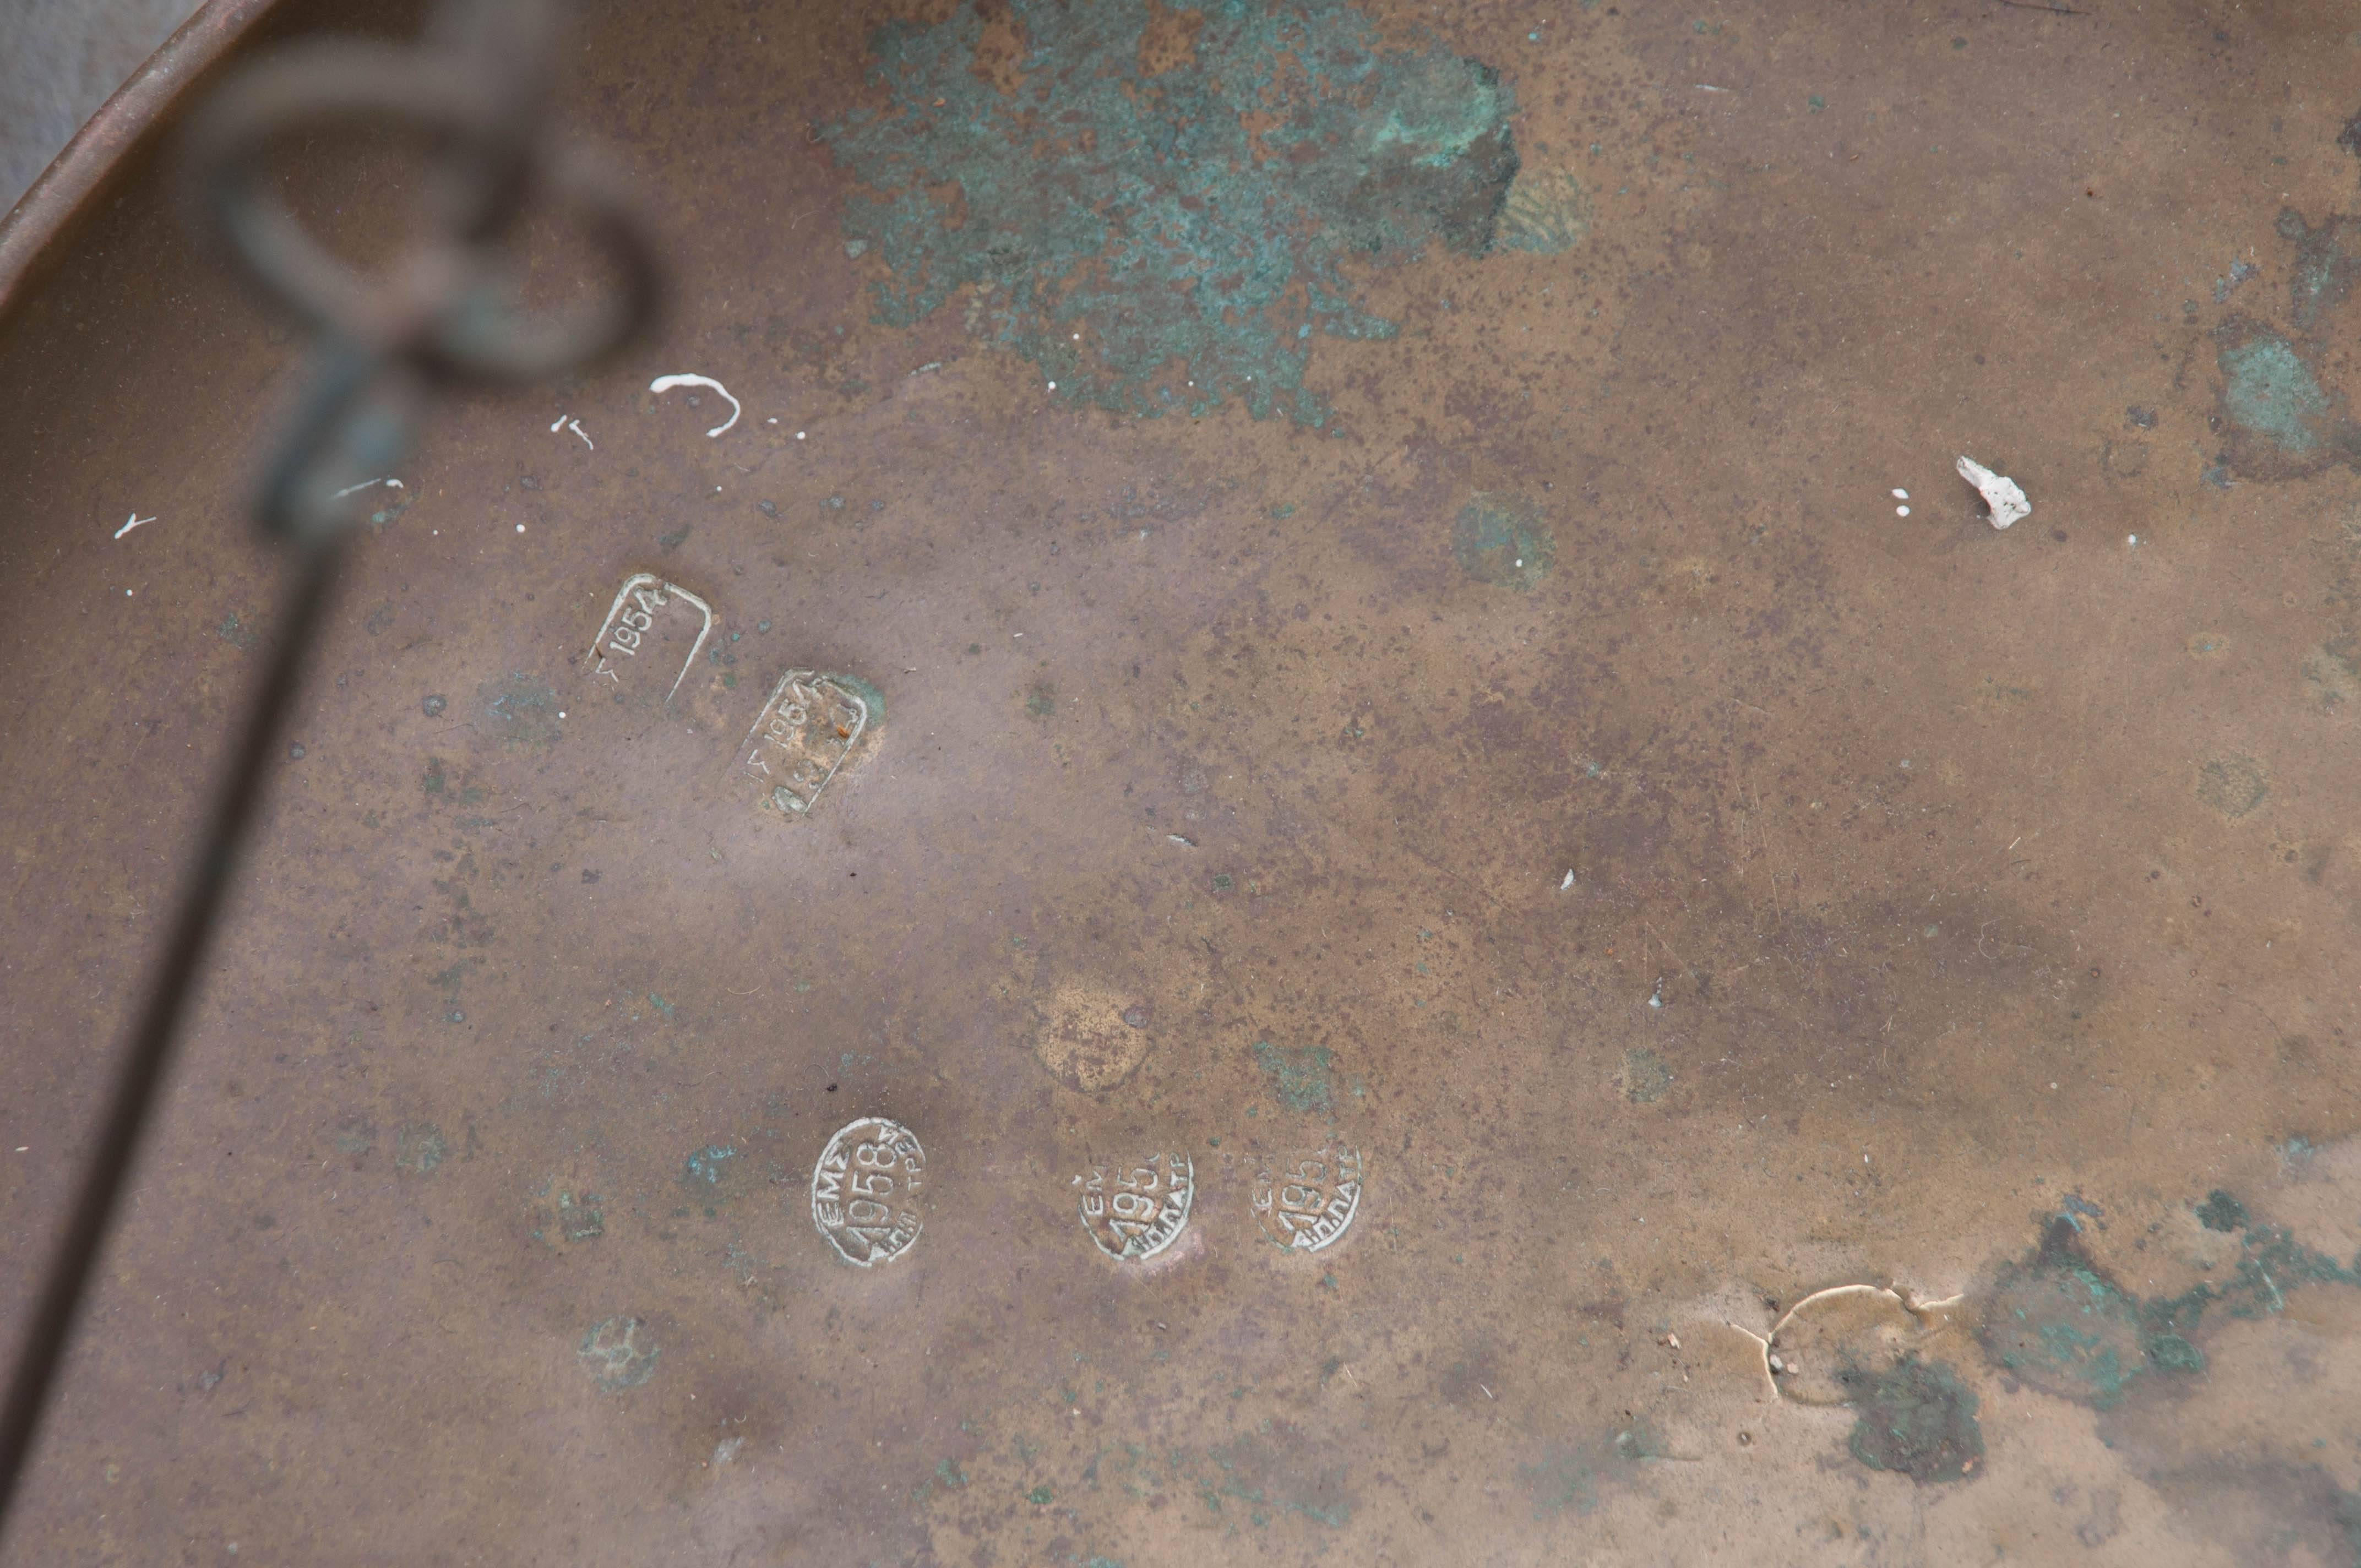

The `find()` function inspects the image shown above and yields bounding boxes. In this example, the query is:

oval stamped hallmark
[810,1117,925,1267]
[1076,1152,1194,1262]
[1252,1146,1364,1253]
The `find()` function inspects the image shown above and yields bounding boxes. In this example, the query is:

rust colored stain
[4,0,2361,1562]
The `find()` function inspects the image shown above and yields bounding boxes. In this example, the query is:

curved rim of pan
[0,0,289,324]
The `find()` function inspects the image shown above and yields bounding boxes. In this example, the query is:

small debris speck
[422,695,447,717]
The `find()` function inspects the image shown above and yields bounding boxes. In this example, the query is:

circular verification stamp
[810,1117,925,1267]
[1251,1146,1364,1253]
[1075,1152,1194,1262]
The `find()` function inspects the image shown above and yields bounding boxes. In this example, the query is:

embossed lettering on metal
[588,572,715,700]
[810,1117,924,1267]
[1076,1152,1193,1262]
[1252,1146,1363,1253]
[737,669,869,815]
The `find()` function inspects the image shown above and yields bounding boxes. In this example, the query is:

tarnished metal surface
[6,0,2361,1562]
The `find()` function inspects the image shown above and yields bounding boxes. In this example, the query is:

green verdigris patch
[2195,755,2269,819]
[1253,1039,1334,1114]
[2196,1189,2249,1232]
[826,671,888,723]
[578,1316,659,1391]
[1619,1047,1673,1104]
[1847,1357,1984,1484]
[2277,209,2361,332]
[2221,333,2331,453]
[1981,1221,2155,1408]
[2211,318,2357,482]
[824,0,1518,426]
[394,1123,447,1174]
[1452,493,1553,589]
[1984,1209,2361,1409]
[556,1190,603,1243]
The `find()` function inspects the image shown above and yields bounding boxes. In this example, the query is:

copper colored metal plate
[5,0,2361,1562]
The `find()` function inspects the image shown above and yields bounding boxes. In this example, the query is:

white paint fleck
[1891,488,1909,500]
[1896,505,1910,516]
[568,418,594,449]
[515,524,526,533]
[1560,868,1575,890]
[1955,454,2030,530]
[796,431,806,440]
[1047,380,1057,390]
[113,513,155,540]
[649,373,741,437]
[330,478,400,499]
[2128,533,2139,547]
[549,413,569,433]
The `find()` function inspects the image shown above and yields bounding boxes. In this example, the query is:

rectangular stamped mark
[735,670,869,816]
[588,574,715,701]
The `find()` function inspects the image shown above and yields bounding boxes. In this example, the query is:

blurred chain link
[182,0,658,541]
[0,0,659,1532]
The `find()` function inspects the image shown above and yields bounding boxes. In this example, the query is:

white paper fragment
[1954,454,2030,530]
[649,373,741,437]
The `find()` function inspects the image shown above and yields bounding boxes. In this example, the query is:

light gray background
[0,0,204,216]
